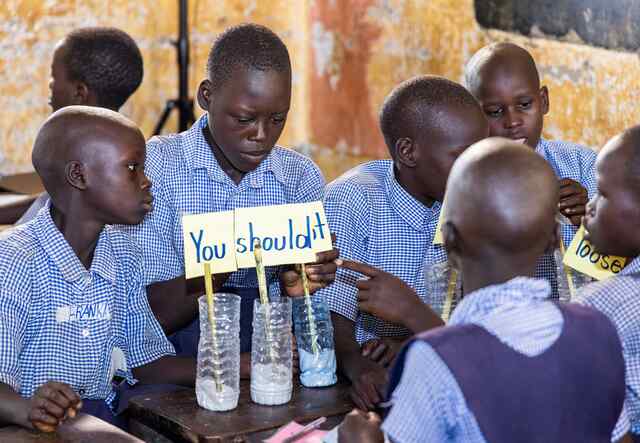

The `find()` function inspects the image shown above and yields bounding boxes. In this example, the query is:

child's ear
[539,86,550,116]
[65,161,88,190]
[443,220,462,270]
[197,80,213,111]
[74,82,91,106]
[395,137,417,168]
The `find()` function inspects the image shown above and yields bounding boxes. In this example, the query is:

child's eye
[485,107,502,118]
[272,116,285,124]
[236,117,254,124]
[519,100,532,109]
[127,164,138,172]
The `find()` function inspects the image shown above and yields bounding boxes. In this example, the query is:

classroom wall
[2,0,639,181]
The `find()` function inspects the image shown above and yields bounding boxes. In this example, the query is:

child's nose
[504,108,523,128]
[251,121,267,142]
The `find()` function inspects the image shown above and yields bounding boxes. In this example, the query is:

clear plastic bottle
[292,295,337,387]
[425,260,462,322]
[250,298,293,405]
[195,293,241,411]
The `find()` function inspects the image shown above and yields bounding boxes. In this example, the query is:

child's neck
[203,127,246,185]
[394,166,436,207]
[461,254,538,295]
[50,205,103,270]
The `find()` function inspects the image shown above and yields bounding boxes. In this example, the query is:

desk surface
[128,379,353,443]
[0,413,142,443]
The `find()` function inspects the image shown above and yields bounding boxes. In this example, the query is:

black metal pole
[154,0,195,135]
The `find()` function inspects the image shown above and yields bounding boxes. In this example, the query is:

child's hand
[559,178,588,226]
[361,337,406,368]
[349,358,389,411]
[338,409,384,443]
[27,381,82,433]
[280,246,339,297]
[338,259,421,326]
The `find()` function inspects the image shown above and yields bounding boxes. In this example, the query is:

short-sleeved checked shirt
[382,277,629,442]
[122,114,325,296]
[0,204,175,408]
[319,160,447,344]
[534,138,598,296]
[578,255,640,434]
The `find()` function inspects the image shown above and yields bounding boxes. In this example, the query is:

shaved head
[32,105,141,201]
[464,42,540,96]
[444,137,558,259]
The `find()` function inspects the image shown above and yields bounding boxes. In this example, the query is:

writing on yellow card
[563,225,626,280]
[235,201,332,268]
[182,211,237,279]
[182,202,333,278]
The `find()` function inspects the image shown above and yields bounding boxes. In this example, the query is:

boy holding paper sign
[339,137,629,443]
[320,76,489,410]
[0,107,195,432]
[578,126,640,438]
[464,42,597,297]
[123,24,338,360]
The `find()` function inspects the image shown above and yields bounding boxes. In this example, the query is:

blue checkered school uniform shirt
[382,277,629,443]
[122,114,325,296]
[535,138,598,295]
[0,204,175,408]
[319,160,447,344]
[579,255,640,435]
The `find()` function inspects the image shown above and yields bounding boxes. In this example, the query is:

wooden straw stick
[204,263,222,392]
[300,263,320,356]
[253,240,276,362]
[559,238,575,300]
[253,241,269,305]
[442,269,458,323]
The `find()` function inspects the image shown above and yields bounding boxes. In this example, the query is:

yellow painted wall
[2,0,639,182]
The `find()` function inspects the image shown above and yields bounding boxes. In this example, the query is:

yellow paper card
[563,225,627,280]
[433,203,445,245]
[182,211,237,279]
[234,201,332,268]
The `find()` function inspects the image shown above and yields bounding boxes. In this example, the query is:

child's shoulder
[325,159,392,202]
[270,145,322,177]
[540,138,597,161]
[144,133,186,179]
[0,224,40,287]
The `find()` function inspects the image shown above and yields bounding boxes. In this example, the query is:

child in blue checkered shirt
[578,126,640,438]
[123,24,338,370]
[0,107,195,432]
[321,76,489,411]
[465,42,597,296]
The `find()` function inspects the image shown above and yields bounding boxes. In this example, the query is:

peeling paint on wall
[1,0,640,183]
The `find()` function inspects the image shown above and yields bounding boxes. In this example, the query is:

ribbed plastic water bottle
[195,293,241,411]
[292,295,337,387]
[250,298,293,405]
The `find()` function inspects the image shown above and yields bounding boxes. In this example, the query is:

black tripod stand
[153,0,196,135]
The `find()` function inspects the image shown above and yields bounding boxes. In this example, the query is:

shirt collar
[35,202,117,286]
[449,277,551,326]
[383,163,437,231]
[182,113,287,187]
[621,255,640,276]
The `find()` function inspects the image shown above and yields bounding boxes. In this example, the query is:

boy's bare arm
[0,382,81,432]
[132,356,196,387]
[333,313,388,412]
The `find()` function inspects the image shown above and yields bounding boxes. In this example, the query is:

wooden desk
[0,413,142,442]
[128,379,353,442]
